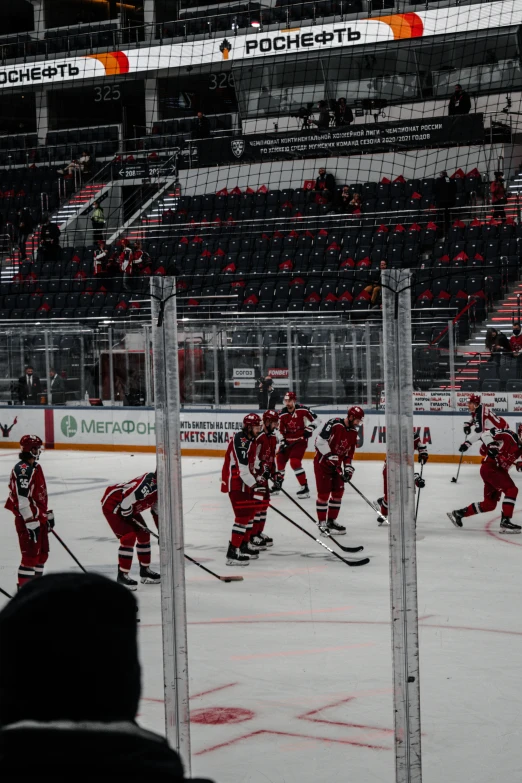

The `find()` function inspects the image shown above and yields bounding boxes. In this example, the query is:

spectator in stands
[434,171,456,233]
[311,100,331,130]
[0,573,214,783]
[16,208,34,261]
[510,322,522,355]
[79,150,91,175]
[48,368,65,405]
[486,327,512,363]
[349,192,362,213]
[193,111,211,139]
[332,186,352,213]
[91,201,106,242]
[448,84,471,115]
[39,214,61,263]
[17,365,41,405]
[312,167,336,202]
[258,376,281,410]
[58,159,81,177]
[334,98,354,126]
[490,171,507,222]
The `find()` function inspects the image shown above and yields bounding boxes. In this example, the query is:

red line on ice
[194,729,391,756]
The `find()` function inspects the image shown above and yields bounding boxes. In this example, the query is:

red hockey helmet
[20,434,43,458]
[263,409,279,426]
[284,391,297,403]
[468,394,480,406]
[348,406,364,421]
[243,413,262,429]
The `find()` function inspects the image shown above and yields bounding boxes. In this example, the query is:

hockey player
[447,424,522,533]
[251,409,281,550]
[222,412,266,565]
[377,435,429,524]
[276,391,318,498]
[101,471,160,590]
[459,394,507,451]
[314,406,364,535]
[5,435,52,588]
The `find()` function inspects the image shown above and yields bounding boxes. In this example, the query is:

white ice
[0,450,521,783]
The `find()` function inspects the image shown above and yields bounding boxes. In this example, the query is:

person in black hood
[0,572,214,783]
[434,170,456,233]
[448,84,471,115]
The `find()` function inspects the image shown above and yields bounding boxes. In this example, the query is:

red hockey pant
[464,461,518,520]
[14,513,49,587]
[228,489,259,547]
[276,440,308,486]
[381,462,388,515]
[102,496,152,572]
[314,460,344,524]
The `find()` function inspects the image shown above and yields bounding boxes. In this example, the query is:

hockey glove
[486,442,500,460]
[253,478,269,501]
[25,519,40,544]
[459,442,470,453]
[325,454,341,471]
[516,462,522,473]
[303,427,313,440]
[261,466,272,481]
[342,465,355,483]
[120,504,134,518]
[414,472,425,489]
[46,510,55,530]
[278,439,289,452]
[417,446,429,465]
[272,472,284,491]
[463,424,471,436]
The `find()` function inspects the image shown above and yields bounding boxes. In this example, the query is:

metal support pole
[80,334,85,400]
[150,277,191,770]
[44,330,52,406]
[351,329,358,404]
[144,324,152,406]
[188,330,196,404]
[108,327,115,403]
[287,323,293,392]
[448,319,457,410]
[212,325,220,406]
[330,331,337,405]
[257,329,264,377]
[365,321,372,407]
[223,331,230,404]
[382,269,422,783]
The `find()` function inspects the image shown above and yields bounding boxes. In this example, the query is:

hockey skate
[240,540,260,559]
[117,569,138,591]
[447,509,465,528]
[376,498,389,525]
[326,519,346,536]
[140,566,161,584]
[226,543,250,566]
[296,484,310,499]
[259,531,273,547]
[499,517,522,534]
[251,534,268,550]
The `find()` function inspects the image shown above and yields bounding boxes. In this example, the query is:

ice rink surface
[0,449,521,783]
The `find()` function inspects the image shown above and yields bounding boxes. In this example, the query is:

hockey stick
[50,529,87,573]
[415,463,424,523]
[451,452,463,483]
[348,480,388,523]
[0,586,12,600]
[276,485,364,553]
[134,522,243,583]
[268,504,369,567]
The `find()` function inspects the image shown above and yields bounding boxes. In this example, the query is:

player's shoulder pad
[14,460,33,477]
[280,406,290,415]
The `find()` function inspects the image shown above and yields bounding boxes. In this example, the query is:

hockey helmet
[243,413,262,429]
[263,409,279,426]
[468,394,480,406]
[284,391,297,403]
[348,406,364,421]
[20,434,43,459]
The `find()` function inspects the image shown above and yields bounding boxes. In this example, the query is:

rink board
[1,405,521,461]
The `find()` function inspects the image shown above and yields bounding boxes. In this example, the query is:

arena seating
[0,167,61,225]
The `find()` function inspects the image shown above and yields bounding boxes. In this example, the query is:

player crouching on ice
[5,435,53,588]
[447,423,522,534]
[250,409,282,551]
[314,406,364,536]
[276,391,318,499]
[101,471,161,590]
[377,435,429,525]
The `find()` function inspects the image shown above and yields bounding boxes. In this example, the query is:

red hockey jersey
[481,428,522,472]
[465,404,507,446]
[5,460,48,524]
[254,431,278,479]
[101,472,158,519]
[315,417,358,467]
[221,431,257,493]
[510,334,522,353]
[279,404,317,443]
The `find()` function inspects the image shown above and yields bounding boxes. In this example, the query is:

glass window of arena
[233,27,522,118]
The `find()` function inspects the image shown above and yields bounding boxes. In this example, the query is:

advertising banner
[0,1,519,90]
[196,115,484,164]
